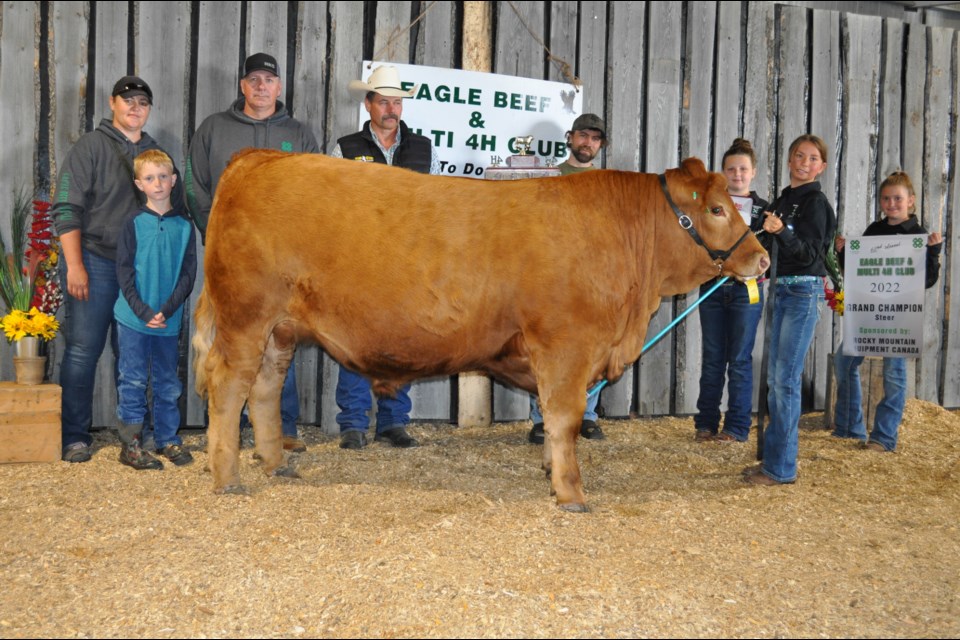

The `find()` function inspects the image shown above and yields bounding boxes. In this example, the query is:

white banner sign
[842,235,928,358]
[354,61,584,178]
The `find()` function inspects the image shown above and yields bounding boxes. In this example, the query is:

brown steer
[193,150,769,511]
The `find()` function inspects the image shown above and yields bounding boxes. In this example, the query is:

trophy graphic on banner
[485,134,560,180]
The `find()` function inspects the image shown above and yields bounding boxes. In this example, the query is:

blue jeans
[762,279,824,482]
[335,365,411,434]
[694,281,764,441]
[116,324,182,448]
[59,250,120,450]
[529,391,599,424]
[832,347,906,451]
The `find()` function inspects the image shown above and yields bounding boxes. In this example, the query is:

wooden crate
[0,382,62,463]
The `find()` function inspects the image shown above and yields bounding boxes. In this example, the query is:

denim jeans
[694,281,764,441]
[116,324,182,448]
[59,250,120,450]
[832,347,907,451]
[762,279,824,482]
[529,391,599,424]
[335,365,411,434]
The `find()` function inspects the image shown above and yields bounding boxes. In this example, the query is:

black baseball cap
[243,52,280,77]
[112,76,153,104]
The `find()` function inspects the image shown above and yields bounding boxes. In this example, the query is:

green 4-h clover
[913,237,924,249]
[850,239,860,251]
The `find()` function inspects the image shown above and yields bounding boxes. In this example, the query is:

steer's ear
[680,157,707,178]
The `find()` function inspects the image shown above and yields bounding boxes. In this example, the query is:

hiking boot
[528,423,545,444]
[63,442,93,463]
[580,420,605,440]
[157,444,194,466]
[375,427,419,448]
[340,430,368,450]
[119,441,163,470]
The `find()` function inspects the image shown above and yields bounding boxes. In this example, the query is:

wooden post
[457,1,493,427]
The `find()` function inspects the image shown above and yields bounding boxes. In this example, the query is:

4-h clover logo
[913,237,924,248]
[850,239,860,251]
[281,141,293,152]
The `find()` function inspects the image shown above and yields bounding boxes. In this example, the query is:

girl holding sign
[831,172,943,452]
[745,134,836,486]
[694,139,767,443]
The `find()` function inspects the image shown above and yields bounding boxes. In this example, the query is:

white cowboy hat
[347,65,417,101]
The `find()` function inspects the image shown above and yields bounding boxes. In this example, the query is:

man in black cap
[186,52,319,452]
[52,75,185,463]
[527,113,609,444]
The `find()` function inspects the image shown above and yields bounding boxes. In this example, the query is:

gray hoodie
[184,98,320,235]
[51,119,183,261]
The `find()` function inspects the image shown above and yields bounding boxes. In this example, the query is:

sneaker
[374,427,419,448]
[528,423,545,444]
[580,420,605,440]
[63,442,92,463]
[340,430,368,450]
[157,444,194,466]
[282,436,307,452]
[119,441,163,470]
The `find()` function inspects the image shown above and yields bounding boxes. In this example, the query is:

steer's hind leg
[208,372,253,494]
[248,328,298,478]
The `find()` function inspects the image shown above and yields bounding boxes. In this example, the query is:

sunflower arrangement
[1,189,62,342]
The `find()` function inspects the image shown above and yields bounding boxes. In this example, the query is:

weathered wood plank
[50,2,89,174]
[185,1,241,426]
[0,1,40,383]
[775,4,808,191]
[94,1,127,122]
[810,8,843,411]
[743,1,775,207]
[320,0,366,433]
[918,27,952,402]
[577,1,606,116]
[833,14,882,411]
[713,1,743,171]
[246,0,288,65]
[601,0,645,418]
[676,0,717,416]
[416,0,456,67]
[944,35,960,408]
[374,0,412,63]
[492,0,545,421]
[638,1,681,416]
[878,19,905,179]
[902,24,926,210]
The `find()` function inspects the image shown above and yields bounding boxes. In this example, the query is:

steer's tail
[192,286,216,399]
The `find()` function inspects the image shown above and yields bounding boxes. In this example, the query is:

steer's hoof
[271,465,300,479]
[216,484,251,496]
[558,502,590,513]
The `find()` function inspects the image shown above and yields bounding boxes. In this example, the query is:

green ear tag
[693,192,698,200]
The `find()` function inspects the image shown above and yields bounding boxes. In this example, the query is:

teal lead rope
[587,275,731,399]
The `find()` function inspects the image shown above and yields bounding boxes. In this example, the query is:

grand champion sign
[842,235,928,358]
[355,61,584,178]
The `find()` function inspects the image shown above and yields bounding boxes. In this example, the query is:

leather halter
[658,173,753,273]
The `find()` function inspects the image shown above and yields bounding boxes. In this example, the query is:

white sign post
[355,61,584,178]
[842,235,928,358]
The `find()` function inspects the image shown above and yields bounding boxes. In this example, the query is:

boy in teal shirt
[115,149,197,469]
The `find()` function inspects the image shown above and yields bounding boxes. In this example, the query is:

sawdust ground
[1,399,958,638]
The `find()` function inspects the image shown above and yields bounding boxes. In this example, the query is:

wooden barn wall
[0,1,957,433]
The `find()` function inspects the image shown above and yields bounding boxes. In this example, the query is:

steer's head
[660,158,770,289]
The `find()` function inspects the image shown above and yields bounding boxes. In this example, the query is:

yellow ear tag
[745,278,760,304]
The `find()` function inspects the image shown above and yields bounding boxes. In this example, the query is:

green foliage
[0,187,34,312]
[824,232,843,292]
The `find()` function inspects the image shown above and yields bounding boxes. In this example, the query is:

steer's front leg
[540,390,589,511]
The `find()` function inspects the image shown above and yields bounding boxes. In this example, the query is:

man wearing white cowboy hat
[330,64,439,450]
